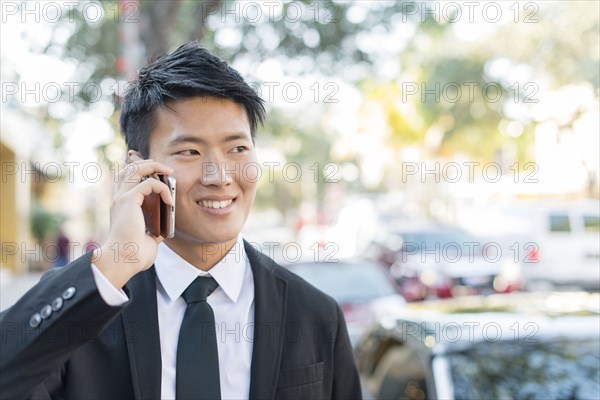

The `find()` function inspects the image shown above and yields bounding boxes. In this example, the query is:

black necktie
[176,276,221,400]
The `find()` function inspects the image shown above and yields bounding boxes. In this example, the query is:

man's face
[147,96,258,247]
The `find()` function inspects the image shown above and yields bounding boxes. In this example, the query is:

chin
[175,228,239,245]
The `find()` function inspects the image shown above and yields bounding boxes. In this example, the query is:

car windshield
[288,262,396,303]
[397,231,476,252]
[445,338,600,399]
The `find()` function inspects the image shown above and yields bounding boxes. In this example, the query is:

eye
[230,146,248,153]
[177,149,200,156]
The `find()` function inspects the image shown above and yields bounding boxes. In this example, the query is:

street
[0,270,43,312]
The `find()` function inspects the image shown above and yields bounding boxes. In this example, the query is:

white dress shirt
[91,236,255,400]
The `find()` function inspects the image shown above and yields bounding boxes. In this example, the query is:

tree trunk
[189,0,223,42]
[139,0,183,60]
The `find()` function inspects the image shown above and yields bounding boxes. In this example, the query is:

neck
[163,236,239,271]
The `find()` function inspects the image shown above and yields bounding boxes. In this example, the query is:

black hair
[119,42,265,157]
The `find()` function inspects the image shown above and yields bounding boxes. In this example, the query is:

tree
[7,1,599,196]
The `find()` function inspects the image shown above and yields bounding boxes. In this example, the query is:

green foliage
[31,203,64,241]
[10,0,599,203]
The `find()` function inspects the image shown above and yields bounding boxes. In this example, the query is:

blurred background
[1,1,599,397]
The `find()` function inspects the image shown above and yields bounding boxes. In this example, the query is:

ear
[127,150,144,163]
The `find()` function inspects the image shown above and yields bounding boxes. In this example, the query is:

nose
[200,160,233,186]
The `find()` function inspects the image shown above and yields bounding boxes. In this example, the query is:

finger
[119,160,153,187]
[132,176,175,206]
[119,161,175,188]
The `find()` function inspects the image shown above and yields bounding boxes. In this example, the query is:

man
[0,42,362,399]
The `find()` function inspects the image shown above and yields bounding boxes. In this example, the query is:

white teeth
[199,199,233,209]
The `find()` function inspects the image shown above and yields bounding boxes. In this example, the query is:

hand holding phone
[92,155,175,289]
[141,173,176,238]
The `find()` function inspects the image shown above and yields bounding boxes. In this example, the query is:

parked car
[369,224,522,301]
[355,292,600,399]
[284,260,406,347]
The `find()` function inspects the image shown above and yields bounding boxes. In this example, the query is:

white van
[500,200,600,289]
[459,199,600,290]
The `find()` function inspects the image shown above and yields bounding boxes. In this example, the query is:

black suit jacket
[0,241,362,399]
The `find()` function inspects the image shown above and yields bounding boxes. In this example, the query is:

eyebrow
[168,133,251,146]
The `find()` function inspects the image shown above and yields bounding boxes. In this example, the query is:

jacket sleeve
[332,303,363,400]
[0,253,130,399]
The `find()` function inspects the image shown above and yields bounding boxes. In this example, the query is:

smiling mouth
[197,198,235,209]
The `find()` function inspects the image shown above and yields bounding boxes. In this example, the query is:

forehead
[151,96,251,144]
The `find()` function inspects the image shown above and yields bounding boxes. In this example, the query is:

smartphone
[141,173,176,238]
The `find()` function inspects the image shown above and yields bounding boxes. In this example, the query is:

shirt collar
[154,235,248,303]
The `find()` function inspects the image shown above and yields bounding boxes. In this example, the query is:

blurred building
[0,106,72,273]
[1,107,35,273]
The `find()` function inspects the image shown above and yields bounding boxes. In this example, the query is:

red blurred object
[115,55,127,74]
[527,248,539,263]
[435,284,453,299]
[340,303,373,325]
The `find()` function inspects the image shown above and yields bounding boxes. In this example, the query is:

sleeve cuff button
[29,313,42,328]
[62,287,76,300]
[41,305,53,319]
[52,297,64,311]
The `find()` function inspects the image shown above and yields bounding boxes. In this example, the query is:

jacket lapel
[121,266,162,400]
[245,241,288,399]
